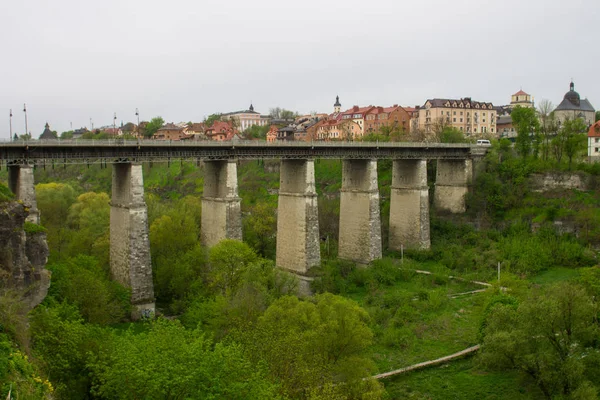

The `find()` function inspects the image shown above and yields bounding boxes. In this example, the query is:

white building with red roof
[509,89,534,109]
[588,120,600,161]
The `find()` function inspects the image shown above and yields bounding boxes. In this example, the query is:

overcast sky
[1,0,598,136]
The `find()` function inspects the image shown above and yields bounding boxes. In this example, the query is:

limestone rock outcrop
[0,201,50,309]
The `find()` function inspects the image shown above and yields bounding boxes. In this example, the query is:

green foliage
[242,202,277,258]
[67,191,110,261]
[243,294,383,398]
[204,113,222,127]
[558,117,588,169]
[23,221,46,234]
[0,183,14,202]
[243,124,269,139]
[47,255,130,324]
[208,240,258,295]
[29,302,110,398]
[0,290,29,348]
[0,333,53,399]
[89,318,280,399]
[440,126,468,143]
[143,116,165,138]
[512,106,541,158]
[35,182,77,260]
[479,282,600,398]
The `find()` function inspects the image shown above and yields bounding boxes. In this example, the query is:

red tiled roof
[588,121,600,137]
[513,90,528,96]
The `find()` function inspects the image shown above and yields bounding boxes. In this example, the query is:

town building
[416,97,497,137]
[364,105,412,134]
[508,89,534,109]
[497,115,516,139]
[221,104,271,132]
[588,121,600,162]
[39,123,56,140]
[205,121,239,141]
[553,81,596,127]
[266,125,278,142]
[154,123,190,140]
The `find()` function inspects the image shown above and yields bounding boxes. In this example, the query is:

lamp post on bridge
[135,108,140,137]
[9,109,13,140]
[23,104,28,138]
[113,112,117,135]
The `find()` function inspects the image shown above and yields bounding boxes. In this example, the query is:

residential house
[205,121,238,141]
[588,121,600,162]
[154,123,190,140]
[339,105,375,138]
[221,104,271,132]
[554,81,595,127]
[417,97,497,137]
[277,126,295,141]
[364,105,412,134]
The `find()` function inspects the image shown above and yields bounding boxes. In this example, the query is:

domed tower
[553,80,596,127]
[334,95,341,114]
[563,81,581,107]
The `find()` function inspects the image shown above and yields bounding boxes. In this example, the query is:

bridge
[1,140,488,318]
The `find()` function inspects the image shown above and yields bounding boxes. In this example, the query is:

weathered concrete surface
[8,165,40,224]
[338,159,382,263]
[110,163,155,320]
[0,201,50,309]
[434,159,472,213]
[530,172,591,192]
[389,159,430,250]
[201,160,242,247]
[276,159,320,276]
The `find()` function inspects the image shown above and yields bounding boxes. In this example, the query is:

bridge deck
[0,139,488,165]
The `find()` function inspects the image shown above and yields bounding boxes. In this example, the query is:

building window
[460,111,463,116]
[460,118,463,122]
[453,118,456,122]
[453,111,456,115]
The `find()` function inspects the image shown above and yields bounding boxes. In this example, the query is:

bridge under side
[389,159,430,250]
[110,163,155,319]
[201,160,242,247]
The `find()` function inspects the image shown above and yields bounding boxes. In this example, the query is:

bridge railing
[0,138,475,149]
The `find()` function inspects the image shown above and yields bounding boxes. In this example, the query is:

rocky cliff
[0,201,50,309]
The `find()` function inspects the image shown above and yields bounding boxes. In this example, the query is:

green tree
[561,117,588,169]
[204,113,222,127]
[479,282,600,398]
[243,124,269,139]
[440,126,467,143]
[596,110,600,122]
[67,192,110,260]
[243,202,277,257]
[512,106,540,158]
[36,182,77,260]
[244,294,383,399]
[143,117,164,138]
[208,240,258,295]
[60,130,74,139]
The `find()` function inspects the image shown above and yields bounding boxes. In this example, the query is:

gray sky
[1,0,598,136]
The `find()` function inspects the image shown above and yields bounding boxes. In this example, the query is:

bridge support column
[110,163,155,320]
[201,160,242,247]
[389,159,430,250]
[338,159,382,264]
[434,159,472,213]
[8,165,40,224]
[276,159,320,294]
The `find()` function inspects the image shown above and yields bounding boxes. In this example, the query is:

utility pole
[9,109,12,140]
[23,103,28,138]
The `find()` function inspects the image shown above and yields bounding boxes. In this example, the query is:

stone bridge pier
[110,163,155,319]
[434,159,473,213]
[8,165,40,224]
[276,159,320,294]
[338,159,382,264]
[201,160,242,247]
[389,159,430,250]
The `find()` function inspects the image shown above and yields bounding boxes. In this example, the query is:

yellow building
[509,89,534,109]
[416,97,497,137]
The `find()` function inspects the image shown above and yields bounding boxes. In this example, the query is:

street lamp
[113,112,117,134]
[23,103,28,138]
[9,109,13,140]
[135,108,140,136]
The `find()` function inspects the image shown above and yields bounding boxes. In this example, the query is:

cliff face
[0,201,50,309]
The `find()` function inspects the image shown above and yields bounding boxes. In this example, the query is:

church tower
[334,95,341,114]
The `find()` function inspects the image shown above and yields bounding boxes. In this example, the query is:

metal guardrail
[0,138,475,148]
